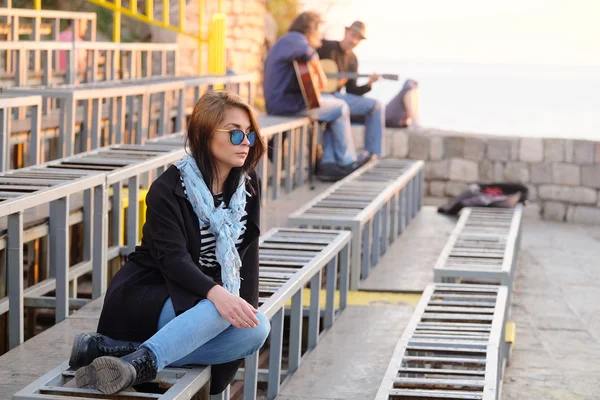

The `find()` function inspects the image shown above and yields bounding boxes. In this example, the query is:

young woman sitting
[68,90,270,395]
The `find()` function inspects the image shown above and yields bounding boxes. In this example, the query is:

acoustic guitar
[294,58,399,110]
[320,58,399,93]
[293,59,322,110]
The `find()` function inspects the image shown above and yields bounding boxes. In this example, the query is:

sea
[358,59,600,140]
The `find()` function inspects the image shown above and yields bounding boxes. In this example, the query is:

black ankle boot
[69,333,140,369]
[75,347,158,395]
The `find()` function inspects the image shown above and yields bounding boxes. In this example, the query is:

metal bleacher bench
[238,228,351,400]
[0,142,188,354]
[288,157,424,290]
[375,283,509,400]
[3,78,188,159]
[433,205,524,310]
[7,228,351,400]
[0,93,43,171]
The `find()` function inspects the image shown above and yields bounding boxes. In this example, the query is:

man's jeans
[142,298,270,370]
[331,92,384,157]
[301,94,358,166]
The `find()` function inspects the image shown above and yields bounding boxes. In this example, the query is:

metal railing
[171,73,260,122]
[0,8,97,41]
[434,205,523,310]
[4,77,187,160]
[7,227,351,400]
[42,143,187,256]
[375,283,509,400]
[2,74,259,172]
[0,142,186,351]
[84,0,226,75]
[0,164,106,350]
[233,228,352,400]
[13,362,211,400]
[288,158,425,290]
[1,41,179,87]
[0,93,42,171]
[0,7,97,76]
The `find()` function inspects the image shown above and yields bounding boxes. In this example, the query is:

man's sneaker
[316,163,349,182]
[342,152,376,175]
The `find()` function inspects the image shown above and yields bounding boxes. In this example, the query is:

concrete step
[360,206,457,292]
[0,297,102,400]
[277,304,415,400]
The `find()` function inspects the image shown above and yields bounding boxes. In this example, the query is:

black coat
[96,165,261,394]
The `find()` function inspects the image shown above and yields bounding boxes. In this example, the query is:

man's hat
[346,20,366,40]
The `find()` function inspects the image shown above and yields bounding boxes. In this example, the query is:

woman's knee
[250,312,270,349]
[192,299,230,329]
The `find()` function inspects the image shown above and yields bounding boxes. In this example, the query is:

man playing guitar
[317,21,385,158]
[263,11,372,182]
[318,21,421,131]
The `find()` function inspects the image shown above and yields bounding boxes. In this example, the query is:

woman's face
[210,106,252,171]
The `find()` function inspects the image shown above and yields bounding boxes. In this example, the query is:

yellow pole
[219,14,226,75]
[113,0,122,43]
[198,0,204,74]
[163,0,169,25]
[34,0,41,9]
[113,0,121,75]
[146,0,154,21]
[208,17,212,73]
[179,0,185,31]
[208,14,225,80]
[215,14,225,75]
[131,0,137,15]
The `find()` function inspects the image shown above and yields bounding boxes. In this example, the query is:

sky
[300,0,600,67]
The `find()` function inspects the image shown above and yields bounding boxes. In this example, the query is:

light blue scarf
[175,155,248,296]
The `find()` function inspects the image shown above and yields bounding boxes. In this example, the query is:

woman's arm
[239,239,260,308]
[209,171,262,327]
[147,180,259,328]
[240,171,261,308]
[145,180,219,298]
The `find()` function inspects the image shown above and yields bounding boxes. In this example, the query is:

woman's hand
[207,285,260,328]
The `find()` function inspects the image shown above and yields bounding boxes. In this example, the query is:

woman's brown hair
[288,11,322,36]
[185,90,266,200]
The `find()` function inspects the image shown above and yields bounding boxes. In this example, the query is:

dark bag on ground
[438,183,528,215]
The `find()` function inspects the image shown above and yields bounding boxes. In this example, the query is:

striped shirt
[180,176,247,268]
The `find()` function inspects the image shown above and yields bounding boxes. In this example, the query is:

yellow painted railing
[108,187,149,245]
[32,0,226,75]
[120,187,148,244]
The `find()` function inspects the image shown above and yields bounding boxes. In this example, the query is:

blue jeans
[142,298,270,370]
[301,94,357,166]
[332,92,385,157]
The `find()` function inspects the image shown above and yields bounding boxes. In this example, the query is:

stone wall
[352,127,600,224]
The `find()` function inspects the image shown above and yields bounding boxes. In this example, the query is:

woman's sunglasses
[216,129,257,147]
